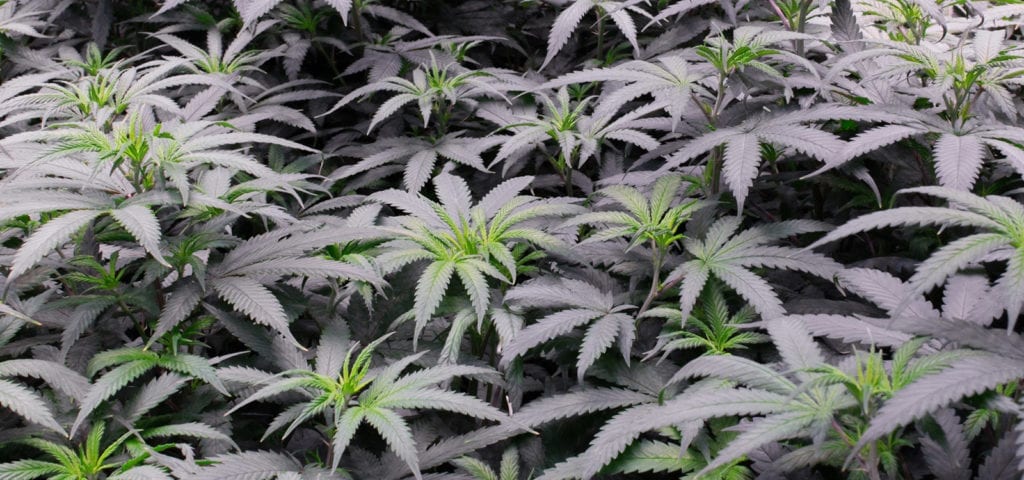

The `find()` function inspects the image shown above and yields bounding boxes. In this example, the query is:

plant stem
[550,152,575,196]
[639,272,685,321]
[707,145,724,195]
[865,442,882,480]
[795,0,812,55]
[352,4,363,40]
[637,241,664,316]
[702,73,728,196]
[830,418,880,480]
[118,298,145,337]
[315,41,342,81]
[767,0,792,30]
[478,320,496,361]
[711,74,727,120]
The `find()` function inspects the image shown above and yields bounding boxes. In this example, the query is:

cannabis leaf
[667,216,840,322]
[808,186,1024,330]
[645,279,768,356]
[565,174,703,251]
[452,447,524,480]
[489,88,661,173]
[324,62,506,132]
[227,336,509,479]
[850,316,1024,466]
[208,225,382,348]
[0,421,220,480]
[540,56,711,131]
[813,108,1024,191]
[330,133,501,192]
[658,107,872,211]
[371,174,581,347]
[70,347,227,436]
[501,276,636,382]
[542,0,647,70]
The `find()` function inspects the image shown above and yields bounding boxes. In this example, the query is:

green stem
[830,418,880,480]
[549,152,575,196]
[766,0,792,30]
[699,73,729,196]
[865,443,882,480]
[795,0,812,55]
[707,144,724,196]
[637,241,664,316]
[352,4,364,40]
[434,101,454,138]
[711,73,727,120]
[118,298,146,337]
[314,40,342,81]
[564,164,574,196]
[478,320,496,361]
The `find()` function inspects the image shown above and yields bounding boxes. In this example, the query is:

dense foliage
[1,0,1024,478]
